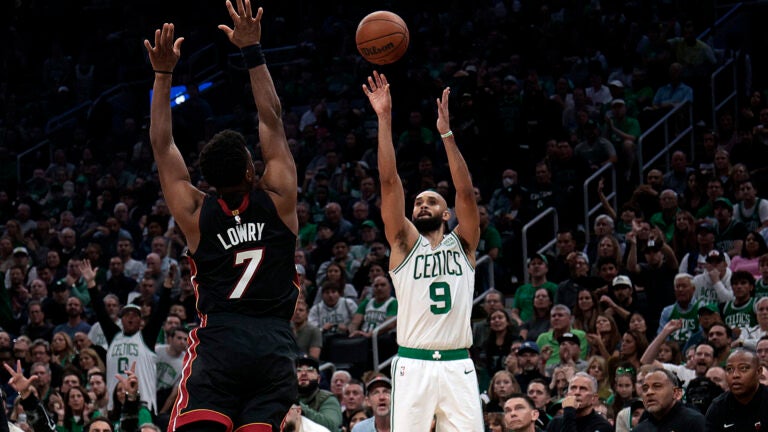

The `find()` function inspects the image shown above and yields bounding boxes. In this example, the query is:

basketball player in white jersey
[363,71,483,431]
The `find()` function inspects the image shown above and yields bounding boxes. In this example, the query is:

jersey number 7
[228,248,265,299]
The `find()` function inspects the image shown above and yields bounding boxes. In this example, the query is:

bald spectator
[649,190,681,243]
[55,228,79,265]
[322,202,354,241]
[139,253,165,293]
[662,151,694,196]
[348,276,397,338]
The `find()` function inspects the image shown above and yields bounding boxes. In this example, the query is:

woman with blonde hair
[52,331,77,369]
[77,348,106,380]
[484,370,521,413]
[593,235,623,274]
[586,355,614,402]
[549,365,575,401]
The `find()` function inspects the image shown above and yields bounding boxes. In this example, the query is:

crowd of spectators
[3,0,768,431]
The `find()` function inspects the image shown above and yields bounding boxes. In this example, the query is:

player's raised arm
[363,71,418,263]
[144,23,204,247]
[437,88,479,257]
[219,0,298,234]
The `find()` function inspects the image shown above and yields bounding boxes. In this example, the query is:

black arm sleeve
[142,286,172,352]
[19,394,57,432]
[89,286,121,343]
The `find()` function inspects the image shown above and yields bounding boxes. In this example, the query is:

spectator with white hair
[735,295,768,349]
[545,371,612,431]
[583,214,616,265]
[649,189,681,243]
[536,305,588,369]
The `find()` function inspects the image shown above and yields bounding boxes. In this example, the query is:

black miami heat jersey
[190,189,298,320]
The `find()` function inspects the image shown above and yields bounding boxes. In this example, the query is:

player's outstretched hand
[436,87,451,136]
[219,0,263,48]
[363,71,391,117]
[143,23,184,73]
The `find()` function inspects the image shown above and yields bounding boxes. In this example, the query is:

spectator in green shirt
[512,254,558,325]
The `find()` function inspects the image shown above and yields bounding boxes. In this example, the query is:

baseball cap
[698,303,719,315]
[713,197,733,210]
[644,239,662,252]
[52,280,69,292]
[705,249,725,263]
[696,222,715,234]
[608,80,624,88]
[504,75,518,84]
[527,253,549,266]
[629,398,645,411]
[361,220,377,230]
[517,341,540,355]
[119,304,142,317]
[557,332,581,345]
[612,275,632,288]
[366,376,392,394]
[12,247,29,256]
[296,354,319,370]
[611,98,626,106]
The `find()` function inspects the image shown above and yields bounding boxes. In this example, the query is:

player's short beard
[413,215,444,234]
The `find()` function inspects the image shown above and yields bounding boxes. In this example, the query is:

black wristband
[153,70,173,75]
[241,44,265,69]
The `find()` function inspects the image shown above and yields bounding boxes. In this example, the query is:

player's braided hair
[200,130,251,189]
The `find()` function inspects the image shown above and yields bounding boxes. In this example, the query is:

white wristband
[440,130,453,138]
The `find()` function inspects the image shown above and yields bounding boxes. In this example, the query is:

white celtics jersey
[106,331,158,412]
[390,231,474,350]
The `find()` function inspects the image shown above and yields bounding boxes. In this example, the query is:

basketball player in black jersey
[145,1,300,431]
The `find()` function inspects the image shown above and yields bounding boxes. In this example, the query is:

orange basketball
[355,11,409,65]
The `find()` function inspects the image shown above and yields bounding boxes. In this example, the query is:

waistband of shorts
[204,312,291,329]
[397,347,469,361]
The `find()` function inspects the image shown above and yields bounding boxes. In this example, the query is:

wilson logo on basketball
[361,42,395,56]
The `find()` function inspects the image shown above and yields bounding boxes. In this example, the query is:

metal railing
[521,208,558,283]
[710,58,737,130]
[16,140,54,184]
[583,163,617,245]
[636,101,695,181]
[45,100,92,135]
[371,316,398,373]
[370,255,495,372]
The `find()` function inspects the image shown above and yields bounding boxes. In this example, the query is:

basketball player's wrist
[241,44,265,68]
